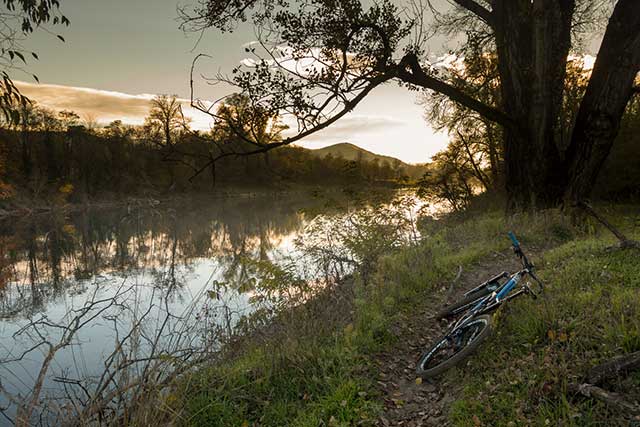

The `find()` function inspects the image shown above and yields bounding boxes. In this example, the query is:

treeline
[0,97,421,203]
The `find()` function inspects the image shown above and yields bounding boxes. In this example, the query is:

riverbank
[175,203,640,426]
[0,182,405,220]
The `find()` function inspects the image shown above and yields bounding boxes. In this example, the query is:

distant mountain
[309,142,405,166]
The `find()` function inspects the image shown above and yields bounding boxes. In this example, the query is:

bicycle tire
[435,287,494,319]
[416,314,492,379]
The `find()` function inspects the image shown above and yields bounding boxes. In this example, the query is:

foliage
[0,0,69,123]
[178,193,422,426]
[0,113,418,200]
[418,53,640,210]
[295,193,421,284]
[594,95,640,199]
[180,0,640,209]
[178,193,640,426]
[212,93,288,147]
[416,148,480,212]
[420,51,503,190]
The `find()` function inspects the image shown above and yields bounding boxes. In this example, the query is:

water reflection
[0,190,411,424]
[0,194,313,321]
[0,193,345,423]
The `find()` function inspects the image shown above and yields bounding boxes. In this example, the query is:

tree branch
[568,383,640,416]
[396,53,515,130]
[457,129,490,189]
[578,201,640,250]
[188,70,395,182]
[451,0,494,27]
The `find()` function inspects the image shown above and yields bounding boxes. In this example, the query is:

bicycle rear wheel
[435,287,493,319]
[416,314,492,379]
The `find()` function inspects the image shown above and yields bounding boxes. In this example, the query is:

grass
[179,331,383,426]
[447,207,640,426]
[177,203,640,426]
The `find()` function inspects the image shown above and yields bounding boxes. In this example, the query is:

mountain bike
[416,232,544,379]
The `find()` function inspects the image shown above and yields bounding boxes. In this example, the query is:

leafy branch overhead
[182,0,640,211]
[0,0,69,122]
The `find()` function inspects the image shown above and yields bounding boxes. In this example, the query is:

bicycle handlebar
[508,231,520,248]
[510,233,545,295]
[507,232,534,270]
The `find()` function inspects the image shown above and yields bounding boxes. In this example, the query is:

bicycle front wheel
[416,314,492,379]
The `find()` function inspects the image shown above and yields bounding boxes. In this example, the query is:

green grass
[179,329,384,426]
[178,203,639,426]
[448,210,640,426]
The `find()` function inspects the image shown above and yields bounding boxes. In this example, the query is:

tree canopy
[181,0,640,210]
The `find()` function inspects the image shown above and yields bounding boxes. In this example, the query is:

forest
[0,94,427,207]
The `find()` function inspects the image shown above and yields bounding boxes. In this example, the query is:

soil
[370,250,525,426]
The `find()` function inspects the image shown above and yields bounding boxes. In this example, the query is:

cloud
[14,81,214,130]
[11,81,406,142]
[9,81,443,163]
[288,114,405,144]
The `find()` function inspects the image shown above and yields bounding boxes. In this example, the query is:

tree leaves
[0,1,70,126]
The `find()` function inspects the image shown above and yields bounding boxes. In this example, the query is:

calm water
[0,190,413,423]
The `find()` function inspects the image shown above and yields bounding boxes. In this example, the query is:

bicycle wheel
[435,287,493,319]
[416,314,492,379]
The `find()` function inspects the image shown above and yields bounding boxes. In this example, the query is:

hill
[308,142,428,180]
[309,142,405,166]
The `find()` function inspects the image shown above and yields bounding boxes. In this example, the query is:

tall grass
[177,203,639,426]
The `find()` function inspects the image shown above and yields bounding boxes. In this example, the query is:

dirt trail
[371,252,524,426]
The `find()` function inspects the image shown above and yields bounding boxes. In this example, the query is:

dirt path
[371,252,524,426]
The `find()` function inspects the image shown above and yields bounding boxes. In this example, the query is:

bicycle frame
[445,233,544,338]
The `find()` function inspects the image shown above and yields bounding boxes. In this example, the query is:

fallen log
[568,383,640,416]
[588,351,640,385]
[578,201,640,250]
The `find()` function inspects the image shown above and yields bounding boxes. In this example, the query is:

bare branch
[568,383,640,416]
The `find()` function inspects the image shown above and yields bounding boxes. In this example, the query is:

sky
[14,0,602,164]
[13,0,455,164]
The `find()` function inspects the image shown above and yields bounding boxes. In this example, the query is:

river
[0,189,426,424]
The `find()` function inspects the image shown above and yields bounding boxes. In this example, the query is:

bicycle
[416,232,544,379]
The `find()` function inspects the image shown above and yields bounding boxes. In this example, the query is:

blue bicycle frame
[447,232,543,337]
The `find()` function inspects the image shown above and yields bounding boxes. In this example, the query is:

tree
[144,95,192,188]
[421,51,503,190]
[181,0,640,211]
[417,141,481,212]
[58,110,80,129]
[147,95,185,147]
[0,0,69,123]
[213,94,287,147]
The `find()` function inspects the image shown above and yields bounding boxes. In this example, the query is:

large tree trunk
[493,0,574,211]
[563,0,640,205]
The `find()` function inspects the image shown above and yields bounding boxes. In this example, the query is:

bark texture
[493,0,574,210]
[563,0,640,204]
